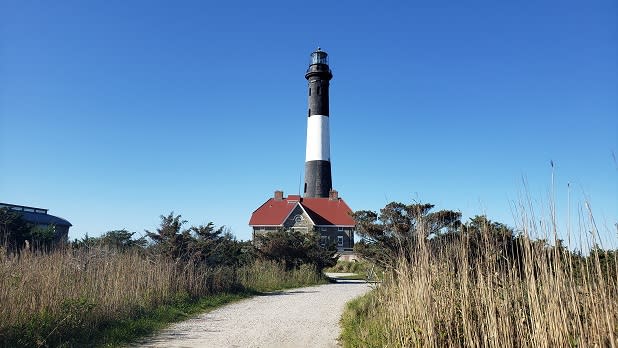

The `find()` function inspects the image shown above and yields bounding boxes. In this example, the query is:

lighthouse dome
[310,48,329,66]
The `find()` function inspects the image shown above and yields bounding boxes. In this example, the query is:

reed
[0,247,325,347]
[237,259,326,292]
[341,206,618,347]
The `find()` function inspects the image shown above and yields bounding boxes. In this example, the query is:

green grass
[324,260,369,274]
[339,290,386,348]
[96,292,253,347]
[238,261,329,292]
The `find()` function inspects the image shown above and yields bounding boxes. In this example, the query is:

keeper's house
[249,190,355,251]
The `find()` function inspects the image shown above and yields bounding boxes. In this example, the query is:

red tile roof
[249,195,355,227]
[301,198,355,226]
[248,198,296,226]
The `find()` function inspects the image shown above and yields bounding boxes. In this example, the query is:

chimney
[274,190,284,201]
[329,189,338,201]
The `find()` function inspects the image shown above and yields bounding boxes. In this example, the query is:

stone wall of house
[283,205,312,232]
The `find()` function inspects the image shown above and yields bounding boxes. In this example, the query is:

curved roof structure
[0,203,72,227]
[20,210,72,227]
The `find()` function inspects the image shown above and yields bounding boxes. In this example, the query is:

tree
[187,224,247,267]
[145,212,249,267]
[29,224,57,250]
[99,229,147,251]
[254,229,338,272]
[428,215,518,275]
[353,202,461,268]
[0,208,64,252]
[0,207,31,251]
[71,233,100,249]
[145,212,190,261]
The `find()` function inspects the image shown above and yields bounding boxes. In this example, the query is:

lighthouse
[304,48,333,198]
[249,48,355,253]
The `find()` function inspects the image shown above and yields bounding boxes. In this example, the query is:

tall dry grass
[0,248,231,346]
[343,207,618,347]
[0,247,324,346]
[237,259,324,291]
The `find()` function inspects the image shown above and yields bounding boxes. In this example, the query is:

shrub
[254,229,338,273]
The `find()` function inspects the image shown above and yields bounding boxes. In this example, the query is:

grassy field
[341,210,618,347]
[0,249,326,347]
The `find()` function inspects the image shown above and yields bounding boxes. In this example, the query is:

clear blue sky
[1,0,616,249]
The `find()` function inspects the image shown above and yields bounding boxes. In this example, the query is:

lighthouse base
[304,160,332,198]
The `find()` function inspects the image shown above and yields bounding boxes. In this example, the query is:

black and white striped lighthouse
[304,48,333,198]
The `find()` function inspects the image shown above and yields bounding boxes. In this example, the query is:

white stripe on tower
[305,115,330,162]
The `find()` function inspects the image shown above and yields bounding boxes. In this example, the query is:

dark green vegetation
[0,208,58,252]
[340,293,385,348]
[0,212,333,347]
[342,201,618,347]
[254,229,338,272]
[353,202,461,269]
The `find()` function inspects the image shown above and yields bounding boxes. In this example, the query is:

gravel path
[136,277,371,348]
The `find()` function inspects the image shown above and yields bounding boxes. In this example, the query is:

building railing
[0,203,48,214]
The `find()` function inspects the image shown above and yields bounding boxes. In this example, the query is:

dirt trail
[135,277,370,348]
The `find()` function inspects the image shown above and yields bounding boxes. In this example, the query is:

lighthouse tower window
[318,86,321,95]
[309,87,311,96]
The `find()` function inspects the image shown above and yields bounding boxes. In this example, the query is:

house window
[337,236,344,247]
[321,227,327,231]
[337,227,344,232]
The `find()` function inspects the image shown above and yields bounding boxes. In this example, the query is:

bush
[254,229,338,273]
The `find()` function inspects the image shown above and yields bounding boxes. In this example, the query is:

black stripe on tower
[304,160,332,198]
[307,79,330,116]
